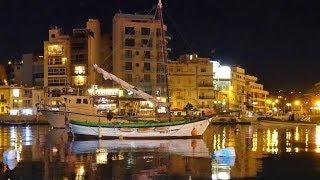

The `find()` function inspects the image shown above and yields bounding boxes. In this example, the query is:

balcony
[176,96,184,100]
[0,99,7,103]
[198,83,213,88]
[199,96,215,99]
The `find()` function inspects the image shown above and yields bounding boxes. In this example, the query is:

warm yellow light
[74,65,85,75]
[266,99,272,104]
[315,101,320,107]
[286,103,292,107]
[8,61,12,65]
[13,89,20,98]
[74,76,85,86]
[275,99,279,103]
[48,44,63,55]
[62,57,67,64]
[294,100,301,106]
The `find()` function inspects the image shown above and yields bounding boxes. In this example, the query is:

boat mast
[157,0,171,120]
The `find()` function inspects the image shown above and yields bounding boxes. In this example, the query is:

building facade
[44,26,71,105]
[20,53,44,87]
[229,66,269,112]
[70,19,108,94]
[112,13,169,96]
[168,54,215,112]
[0,86,43,114]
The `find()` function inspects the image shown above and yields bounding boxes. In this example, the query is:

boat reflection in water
[211,156,235,180]
[71,139,210,158]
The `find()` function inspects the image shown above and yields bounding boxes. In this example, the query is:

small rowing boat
[258,118,317,126]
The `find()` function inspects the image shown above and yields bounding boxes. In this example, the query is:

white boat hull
[70,118,210,139]
[41,110,66,128]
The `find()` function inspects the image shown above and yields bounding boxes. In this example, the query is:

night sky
[1,0,320,93]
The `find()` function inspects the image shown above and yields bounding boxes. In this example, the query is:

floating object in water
[3,147,18,160]
[3,147,18,170]
[214,156,236,166]
[213,147,236,157]
[4,158,18,170]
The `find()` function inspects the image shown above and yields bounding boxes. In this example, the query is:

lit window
[48,44,63,55]
[62,57,67,64]
[74,76,85,86]
[13,89,20,98]
[75,66,85,75]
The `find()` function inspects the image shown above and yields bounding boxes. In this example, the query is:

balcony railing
[198,83,213,87]
[0,99,7,103]
[199,96,215,99]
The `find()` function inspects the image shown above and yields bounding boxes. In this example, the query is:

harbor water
[1,124,320,179]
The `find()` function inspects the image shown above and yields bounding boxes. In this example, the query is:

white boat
[70,117,210,139]
[67,64,211,138]
[40,107,67,128]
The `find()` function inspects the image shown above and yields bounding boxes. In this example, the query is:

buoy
[4,159,18,170]
[213,147,236,157]
[191,128,198,136]
[3,147,17,160]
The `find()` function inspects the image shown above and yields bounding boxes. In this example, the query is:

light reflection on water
[1,125,320,179]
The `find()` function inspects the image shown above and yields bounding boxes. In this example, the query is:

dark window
[157,63,164,72]
[125,50,133,59]
[201,68,206,72]
[136,63,139,67]
[156,28,162,37]
[125,27,135,35]
[126,74,132,82]
[125,62,132,70]
[144,63,151,71]
[157,74,165,83]
[76,99,81,104]
[141,39,152,47]
[144,51,151,59]
[144,74,151,82]
[135,51,139,55]
[125,39,135,47]
[83,99,88,104]
[51,34,56,38]
[141,27,151,35]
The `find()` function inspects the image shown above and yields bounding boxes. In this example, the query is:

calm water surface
[1,124,320,179]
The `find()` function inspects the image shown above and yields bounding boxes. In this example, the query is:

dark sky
[1,0,320,93]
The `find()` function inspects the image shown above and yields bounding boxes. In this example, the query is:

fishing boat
[68,0,211,139]
[257,117,317,126]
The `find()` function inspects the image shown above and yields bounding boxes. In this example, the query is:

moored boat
[70,118,210,139]
[257,117,317,126]
[40,107,67,128]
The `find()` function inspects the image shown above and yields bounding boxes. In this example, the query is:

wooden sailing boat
[68,0,211,138]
